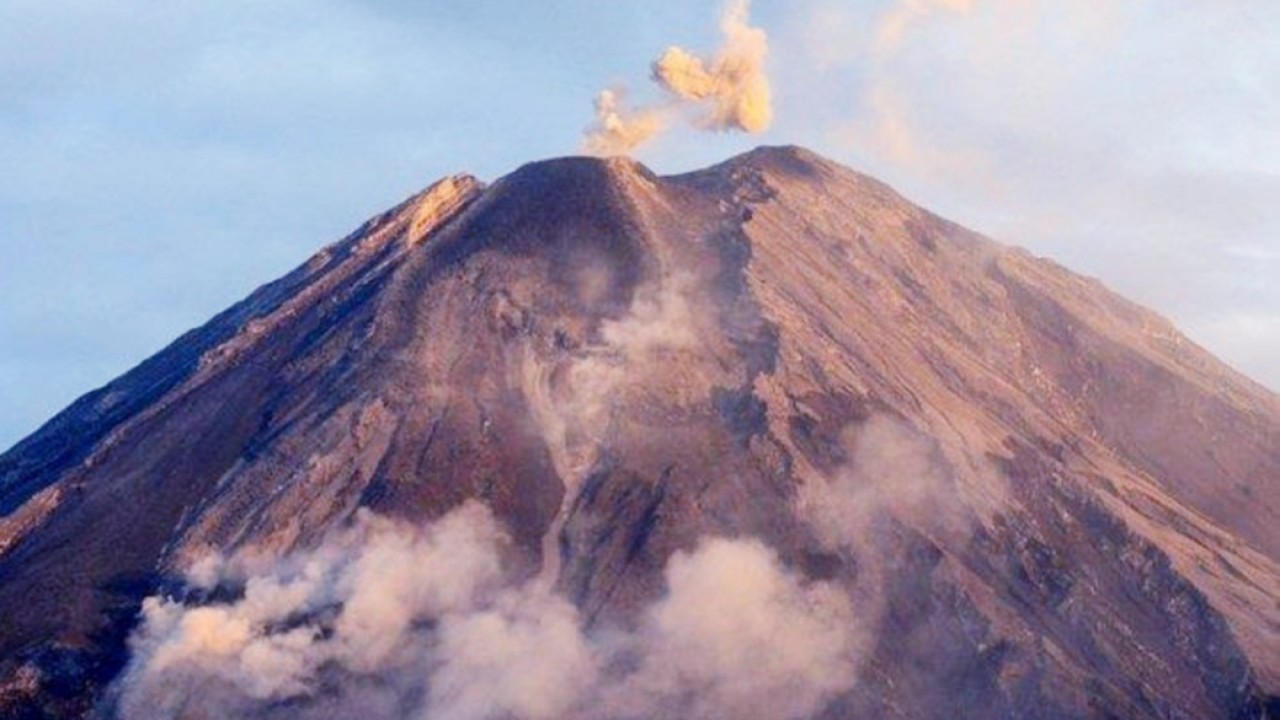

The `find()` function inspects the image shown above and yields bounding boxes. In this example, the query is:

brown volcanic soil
[0,146,1277,719]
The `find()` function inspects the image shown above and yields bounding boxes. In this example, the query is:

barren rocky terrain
[0,146,1276,719]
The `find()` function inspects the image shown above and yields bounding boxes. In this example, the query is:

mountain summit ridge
[0,146,1276,719]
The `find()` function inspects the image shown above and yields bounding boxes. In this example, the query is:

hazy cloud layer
[112,503,858,720]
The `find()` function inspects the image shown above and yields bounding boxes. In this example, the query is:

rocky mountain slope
[0,146,1276,719]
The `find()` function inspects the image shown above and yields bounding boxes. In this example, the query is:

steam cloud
[608,538,855,720]
[517,271,703,587]
[581,89,667,158]
[799,415,969,552]
[112,503,857,720]
[583,0,773,155]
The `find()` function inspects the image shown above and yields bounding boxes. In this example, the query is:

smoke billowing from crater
[110,503,858,720]
[581,89,668,158]
[582,0,773,155]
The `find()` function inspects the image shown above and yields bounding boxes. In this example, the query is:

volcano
[0,146,1276,719]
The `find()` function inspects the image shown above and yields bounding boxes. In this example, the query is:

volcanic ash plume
[110,504,858,720]
[651,0,772,133]
[582,89,668,157]
[583,0,773,155]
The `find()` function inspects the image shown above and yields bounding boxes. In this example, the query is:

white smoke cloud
[111,503,859,720]
[557,271,701,445]
[651,0,772,134]
[607,538,857,720]
[517,271,702,587]
[429,590,597,720]
[798,414,969,554]
[582,0,773,155]
[783,414,980,709]
[581,89,668,158]
[114,502,510,719]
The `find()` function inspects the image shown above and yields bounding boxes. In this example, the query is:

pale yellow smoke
[582,89,668,157]
[651,0,772,133]
[582,0,772,156]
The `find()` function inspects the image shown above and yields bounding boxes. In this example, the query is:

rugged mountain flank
[0,146,1276,719]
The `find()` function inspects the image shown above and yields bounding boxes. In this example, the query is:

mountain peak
[407,174,485,245]
[692,144,840,183]
[501,154,660,191]
[734,143,832,169]
[0,146,1276,719]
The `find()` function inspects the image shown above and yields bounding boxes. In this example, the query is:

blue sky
[1,0,1277,449]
